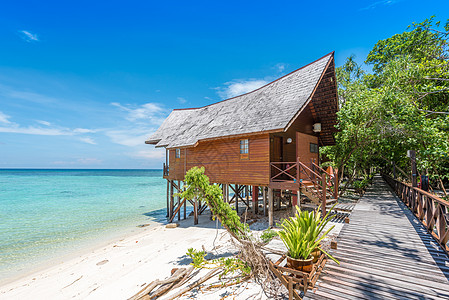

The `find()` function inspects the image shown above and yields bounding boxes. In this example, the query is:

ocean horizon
[0,168,181,283]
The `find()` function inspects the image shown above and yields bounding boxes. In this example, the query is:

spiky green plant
[278,205,339,264]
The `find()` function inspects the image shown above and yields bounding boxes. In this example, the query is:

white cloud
[177,97,187,104]
[274,63,287,73]
[19,30,39,42]
[111,102,167,124]
[130,149,165,160]
[216,79,268,99]
[36,120,51,126]
[79,137,96,145]
[0,111,11,124]
[0,114,97,137]
[360,0,399,10]
[0,125,71,136]
[105,129,152,147]
[73,128,96,133]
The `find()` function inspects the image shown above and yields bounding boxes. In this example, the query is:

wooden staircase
[270,159,339,214]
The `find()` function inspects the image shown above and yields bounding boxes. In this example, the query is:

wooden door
[270,136,283,162]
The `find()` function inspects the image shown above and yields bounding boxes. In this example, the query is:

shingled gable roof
[146,52,334,149]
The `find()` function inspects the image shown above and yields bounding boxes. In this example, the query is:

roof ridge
[173,51,334,111]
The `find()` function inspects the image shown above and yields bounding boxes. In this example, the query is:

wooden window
[240,139,249,154]
[310,143,318,153]
[175,148,181,158]
[240,139,249,159]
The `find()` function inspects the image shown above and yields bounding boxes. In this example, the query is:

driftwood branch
[162,268,223,300]
[129,268,188,300]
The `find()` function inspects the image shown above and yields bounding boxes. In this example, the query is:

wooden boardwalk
[305,175,449,300]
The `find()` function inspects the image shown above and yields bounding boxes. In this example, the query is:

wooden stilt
[169,180,174,222]
[246,186,250,211]
[177,180,181,221]
[223,184,226,202]
[235,184,239,213]
[183,182,186,220]
[263,187,267,217]
[277,189,281,210]
[252,186,259,214]
[166,180,169,218]
[292,190,298,214]
[268,188,273,227]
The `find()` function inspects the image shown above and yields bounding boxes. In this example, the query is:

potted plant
[278,205,339,272]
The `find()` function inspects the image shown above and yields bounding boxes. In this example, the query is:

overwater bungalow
[146,52,339,226]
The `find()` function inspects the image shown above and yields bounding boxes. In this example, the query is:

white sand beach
[0,213,232,300]
[0,209,344,300]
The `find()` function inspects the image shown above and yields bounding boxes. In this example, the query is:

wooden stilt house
[146,52,339,225]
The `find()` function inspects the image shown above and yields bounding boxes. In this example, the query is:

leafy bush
[186,248,251,279]
[260,228,277,243]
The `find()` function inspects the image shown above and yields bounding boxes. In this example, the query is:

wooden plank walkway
[305,175,449,300]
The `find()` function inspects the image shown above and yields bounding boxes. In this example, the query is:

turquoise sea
[0,169,172,283]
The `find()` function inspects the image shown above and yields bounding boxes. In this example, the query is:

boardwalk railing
[383,174,449,255]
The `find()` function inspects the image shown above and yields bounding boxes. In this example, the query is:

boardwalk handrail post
[334,168,338,199]
[322,173,326,216]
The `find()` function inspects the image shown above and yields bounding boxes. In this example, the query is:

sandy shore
[0,207,346,300]
[0,213,232,300]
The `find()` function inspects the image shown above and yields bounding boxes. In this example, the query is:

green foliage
[217,257,251,279]
[277,206,339,264]
[260,228,278,243]
[178,167,249,240]
[186,248,251,279]
[322,16,449,190]
[186,248,206,268]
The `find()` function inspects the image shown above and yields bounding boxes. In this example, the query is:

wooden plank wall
[296,132,319,166]
[309,58,339,146]
[271,105,318,163]
[168,134,270,186]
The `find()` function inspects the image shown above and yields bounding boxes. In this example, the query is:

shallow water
[0,169,173,282]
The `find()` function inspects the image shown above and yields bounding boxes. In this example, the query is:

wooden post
[252,186,259,214]
[166,180,169,217]
[183,181,186,220]
[169,180,174,221]
[194,197,198,225]
[296,157,300,183]
[221,184,225,202]
[334,168,339,199]
[224,184,228,203]
[235,184,239,213]
[263,187,267,216]
[292,190,298,214]
[246,186,250,211]
[177,180,181,221]
[268,188,274,227]
[322,174,326,216]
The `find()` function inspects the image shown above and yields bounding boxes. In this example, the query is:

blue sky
[0,0,447,169]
